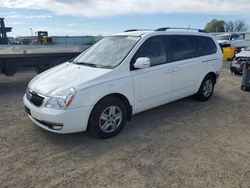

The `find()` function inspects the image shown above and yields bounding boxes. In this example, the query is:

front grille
[26,88,44,107]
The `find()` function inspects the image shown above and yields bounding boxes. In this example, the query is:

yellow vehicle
[37,31,52,45]
[223,47,238,61]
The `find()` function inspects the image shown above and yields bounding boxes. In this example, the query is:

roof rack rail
[155,27,206,33]
[124,29,151,32]
[124,29,139,32]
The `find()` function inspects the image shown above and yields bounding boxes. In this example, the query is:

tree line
[204,19,249,33]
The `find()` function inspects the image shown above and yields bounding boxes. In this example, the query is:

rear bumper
[23,95,93,134]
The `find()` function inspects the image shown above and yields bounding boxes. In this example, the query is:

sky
[1,0,250,37]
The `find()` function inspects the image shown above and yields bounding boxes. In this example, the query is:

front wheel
[195,75,215,101]
[88,97,127,139]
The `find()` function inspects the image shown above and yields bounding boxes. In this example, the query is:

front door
[131,36,174,113]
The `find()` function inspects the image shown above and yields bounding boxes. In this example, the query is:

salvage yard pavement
[0,62,249,188]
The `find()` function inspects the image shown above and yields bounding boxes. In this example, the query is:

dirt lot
[0,62,250,188]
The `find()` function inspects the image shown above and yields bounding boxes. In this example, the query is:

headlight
[46,88,76,110]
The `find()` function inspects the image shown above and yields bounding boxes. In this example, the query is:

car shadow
[33,94,222,154]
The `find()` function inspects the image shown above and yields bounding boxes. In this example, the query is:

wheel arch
[206,72,217,84]
[195,71,217,94]
[90,93,133,122]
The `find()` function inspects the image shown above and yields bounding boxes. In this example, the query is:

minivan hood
[29,63,111,96]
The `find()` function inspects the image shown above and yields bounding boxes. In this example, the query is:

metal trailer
[0,17,93,76]
[0,45,89,76]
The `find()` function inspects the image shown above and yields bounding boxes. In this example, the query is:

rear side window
[168,35,196,61]
[194,36,217,56]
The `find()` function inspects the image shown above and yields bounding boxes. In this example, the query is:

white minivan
[23,28,223,139]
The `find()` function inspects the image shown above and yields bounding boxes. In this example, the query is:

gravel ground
[0,62,250,188]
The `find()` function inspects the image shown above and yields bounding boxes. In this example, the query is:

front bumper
[23,95,93,134]
[230,61,243,74]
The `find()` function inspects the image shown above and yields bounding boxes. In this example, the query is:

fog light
[35,118,63,131]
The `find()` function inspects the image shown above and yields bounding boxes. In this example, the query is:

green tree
[224,20,248,32]
[204,19,225,33]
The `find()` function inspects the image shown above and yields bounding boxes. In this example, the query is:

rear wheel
[195,75,215,101]
[1,61,18,76]
[88,97,127,139]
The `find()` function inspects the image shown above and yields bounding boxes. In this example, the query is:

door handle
[202,58,218,63]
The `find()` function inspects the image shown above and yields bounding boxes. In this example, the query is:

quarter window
[132,36,166,67]
[194,36,217,56]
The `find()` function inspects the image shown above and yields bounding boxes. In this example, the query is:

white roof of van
[111,30,152,37]
[111,30,212,37]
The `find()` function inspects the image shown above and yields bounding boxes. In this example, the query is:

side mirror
[134,57,150,69]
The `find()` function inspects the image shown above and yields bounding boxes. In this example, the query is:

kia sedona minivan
[23,28,223,139]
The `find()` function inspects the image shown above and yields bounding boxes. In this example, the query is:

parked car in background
[216,33,250,48]
[230,46,250,75]
[216,32,250,61]
[23,28,223,139]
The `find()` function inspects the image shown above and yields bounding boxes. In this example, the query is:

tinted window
[230,33,245,40]
[169,35,196,61]
[133,36,166,67]
[194,36,217,56]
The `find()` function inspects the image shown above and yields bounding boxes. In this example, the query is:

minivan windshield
[73,36,140,69]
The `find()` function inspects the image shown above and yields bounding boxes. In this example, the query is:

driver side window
[132,36,166,68]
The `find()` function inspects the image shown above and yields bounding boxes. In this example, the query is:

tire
[1,61,18,76]
[230,67,242,75]
[195,75,215,101]
[234,71,242,75]
[88,96,127,139]
[34,63,50,74]
[230,65,235,74]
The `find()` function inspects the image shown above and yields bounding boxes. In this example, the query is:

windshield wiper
[75,62,97,68]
